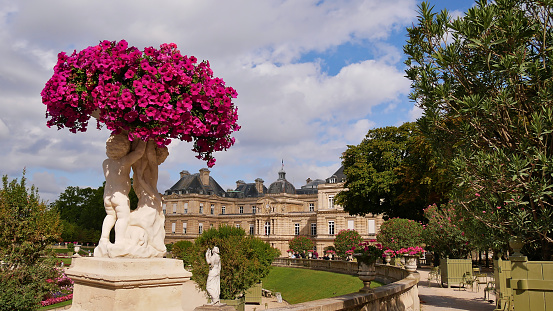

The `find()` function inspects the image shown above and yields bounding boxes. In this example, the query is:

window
[252,205,256,214]
[309,203,314,212]
[249,224,255,235]
[368,219,376,235]
[264,221,271,236]
[199,223,203,235]
[171,222,176,234]
[184,203,188,214]
[328,195,335,209]
[221,206,226,214]
[348,220,355,230]
[172,203,177,214]
[210,223,214,229]
[294,223,300,235]
[162,203,167,214]
[199,204,204,214]
[182,222,187,234]
[211,204,214,215]
[311,223,317,236]
[328,221,335,235]
[239,206,244,214]
[235,223,241,228]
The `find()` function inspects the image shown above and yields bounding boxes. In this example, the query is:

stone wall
[270,258,420,311]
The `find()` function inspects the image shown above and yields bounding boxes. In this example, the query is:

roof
[228,183,267,198]
[165,173,227,196]
[326,166,346,183]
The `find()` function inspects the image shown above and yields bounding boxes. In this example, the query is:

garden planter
[403,255,418,272]
[354,255,376,292]
[385,254,392,265]
[440,257,472,288]
[220,297,245,311]
[509,236,524,256]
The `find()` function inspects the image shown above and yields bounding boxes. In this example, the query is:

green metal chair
[458,272,476,291]
[428,266,441,287]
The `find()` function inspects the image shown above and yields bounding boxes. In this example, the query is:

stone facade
[163,167,383,256]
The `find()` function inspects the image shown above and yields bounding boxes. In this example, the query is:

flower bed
[41,269,74,307]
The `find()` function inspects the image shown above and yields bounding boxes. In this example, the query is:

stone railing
[270,258,420,311]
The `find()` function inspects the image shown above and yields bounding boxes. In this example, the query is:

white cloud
[0,0,421,200]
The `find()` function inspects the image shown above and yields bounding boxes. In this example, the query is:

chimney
[180,170,190,179]
[199,168,210,186]
[255,178,264,194]
[236,180,246,188]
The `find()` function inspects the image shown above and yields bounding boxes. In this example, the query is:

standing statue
[205,246,221,305]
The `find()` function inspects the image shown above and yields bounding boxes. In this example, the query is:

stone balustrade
[270,258,420,311]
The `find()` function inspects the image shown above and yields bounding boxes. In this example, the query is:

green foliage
[261,266,381,304]
[288,236,315,253]
[405,0,553,259]
[422,204,472,259]
[190,226,280,300]
[376,218,423,251]
[0,173,61,311]
[333,229,362,258]
[172,240,195,267]
[335,122,448,221]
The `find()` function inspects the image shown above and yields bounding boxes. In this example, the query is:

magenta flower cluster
[41,294,73,307]
[42,268,74,307]
[350,239,383,262]
[41,40,240,167]
[396,246,425,256]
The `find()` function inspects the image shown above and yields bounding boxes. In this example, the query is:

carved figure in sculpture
[123,140,169,257]
[205,246,221,305]
[94,133,146,257]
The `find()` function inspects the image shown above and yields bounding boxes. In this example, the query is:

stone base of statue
[66,257,191,311]
[194,304,235,311]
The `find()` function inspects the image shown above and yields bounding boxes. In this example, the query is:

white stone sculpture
[205,246,221,305]
[94,133,167,258]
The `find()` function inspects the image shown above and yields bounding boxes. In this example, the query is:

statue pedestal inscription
[66,257,191,311]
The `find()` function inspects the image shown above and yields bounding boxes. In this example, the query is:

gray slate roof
[165,173,226,196]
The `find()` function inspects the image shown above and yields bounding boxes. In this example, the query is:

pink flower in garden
[475,193,480,197]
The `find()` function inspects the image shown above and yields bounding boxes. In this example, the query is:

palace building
[163,166,383,256]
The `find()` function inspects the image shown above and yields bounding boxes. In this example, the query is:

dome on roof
[268,168,295,194]
[268,179,296,194]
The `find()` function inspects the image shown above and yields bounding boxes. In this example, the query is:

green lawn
[38,300,72,310]
[261,266,382,305]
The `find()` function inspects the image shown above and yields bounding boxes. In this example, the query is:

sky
[0,0,475,203]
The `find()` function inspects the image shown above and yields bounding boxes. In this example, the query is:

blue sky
[0,0,474,202]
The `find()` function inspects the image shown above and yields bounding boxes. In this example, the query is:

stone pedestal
[66,257,191,311]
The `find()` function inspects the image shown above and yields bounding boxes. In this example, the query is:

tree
[172,240,195,267]
[422,204,472,261]
[335,122,448,221]
[190,226,280,300]
[376,218,423,251]
[0,173,62,310]
[288,236,315,254]
[405,0,553,259]
[333,229,363,258]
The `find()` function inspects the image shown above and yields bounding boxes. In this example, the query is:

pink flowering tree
[422,203,472,261]
[333,229,362,258]
[41,40,239,166]
[376,218,423,251]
